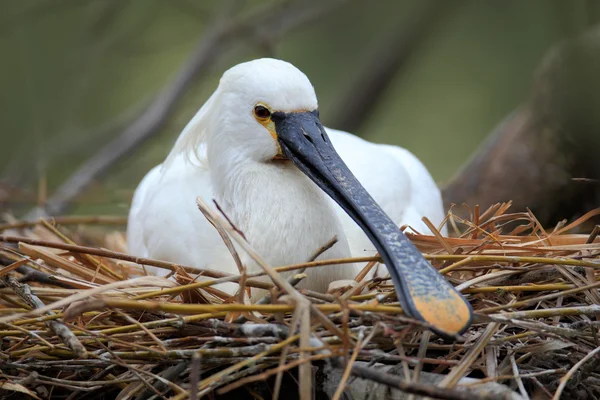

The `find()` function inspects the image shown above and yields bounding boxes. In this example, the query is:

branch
[327,0,459,133]
[31,0,347,218]
[2,274,86,358]
[0,255,75,289]
[0,234,273,290]
[347,364,494,400]
[28,5,234,218]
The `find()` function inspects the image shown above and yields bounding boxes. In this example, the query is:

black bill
[273,110,472,338]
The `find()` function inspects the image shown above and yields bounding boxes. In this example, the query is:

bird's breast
[218,165,353,267]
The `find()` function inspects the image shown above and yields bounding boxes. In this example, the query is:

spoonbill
[127,58,472,337]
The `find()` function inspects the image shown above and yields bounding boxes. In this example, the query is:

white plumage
[127,58,446,297]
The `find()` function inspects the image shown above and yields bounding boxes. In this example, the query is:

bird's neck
[209,150,329,222]
[207,148,352,266]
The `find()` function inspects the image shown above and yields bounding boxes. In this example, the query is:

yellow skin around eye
[254,104,283,158]
[258,118,278,141]
[253,105,314,160]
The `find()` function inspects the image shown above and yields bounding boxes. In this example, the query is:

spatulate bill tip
[405,288,473,339]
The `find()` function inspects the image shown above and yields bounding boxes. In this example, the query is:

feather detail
[163,91,218,170]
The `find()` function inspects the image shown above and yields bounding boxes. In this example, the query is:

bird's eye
[253,105,271,120]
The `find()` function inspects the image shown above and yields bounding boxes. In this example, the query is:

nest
[1,202,600,399]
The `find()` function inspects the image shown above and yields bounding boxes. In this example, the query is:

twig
[553,344,600,399]
[217,352,340,395]
[348,363,496,400]
[0,215,126,232]
[491,305,600,319]
[190,352,202,400]
[0,234,269,288]
[171,334,301,400]
[0,235,361,291]
[139,362,188,400]
[0,254,76,289]
[510,354,530,400]
[196,197,318,400]
[440,323,499,388]
[2,274,87,358]
[479,280,600,313]
[333,327,370,400]
[236,235,338,323]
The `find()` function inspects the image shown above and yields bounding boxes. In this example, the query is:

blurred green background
[1,0,597,216]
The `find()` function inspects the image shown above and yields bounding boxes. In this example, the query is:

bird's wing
[126,145,227,276]
[325,127,446,258]
[127,164,161,258]
[378,143,447,235]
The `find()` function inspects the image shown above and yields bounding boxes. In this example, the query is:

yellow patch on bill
[411,290,472,337]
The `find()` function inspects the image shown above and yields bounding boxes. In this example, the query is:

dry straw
[1,201,600,399]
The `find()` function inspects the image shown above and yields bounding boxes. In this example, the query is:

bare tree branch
[328,0,459,133]
[3,273,86,358]
[30,0,348,218]
[28,6,234,218]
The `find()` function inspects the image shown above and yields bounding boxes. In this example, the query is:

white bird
[127,58,471,337]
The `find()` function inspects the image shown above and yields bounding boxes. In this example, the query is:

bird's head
[209,58,320,163]
[167,58,324,164]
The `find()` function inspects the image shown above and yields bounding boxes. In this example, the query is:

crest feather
[163,91,218,170]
